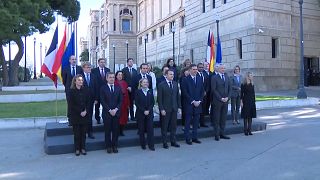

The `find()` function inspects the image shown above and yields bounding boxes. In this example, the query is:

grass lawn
[0,90,64,95]
[0,100,67,118]
[255,95,295,101]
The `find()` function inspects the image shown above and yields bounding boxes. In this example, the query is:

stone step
[44,120,266,155]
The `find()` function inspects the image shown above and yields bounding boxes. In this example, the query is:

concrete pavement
[0,105,320,180]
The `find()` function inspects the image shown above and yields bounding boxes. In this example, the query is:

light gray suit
[230,75,242,121]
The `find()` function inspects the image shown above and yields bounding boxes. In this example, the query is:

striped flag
[54,25,67,82]
[206,30,211,64]
[209,33,216,72]
[41,26,59,87]
[61,29,75,71]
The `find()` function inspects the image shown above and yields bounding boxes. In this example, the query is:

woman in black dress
[69,74,90,155]
[240,72,256,136]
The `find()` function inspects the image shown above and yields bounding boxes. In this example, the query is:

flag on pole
[41,26,59,87]
[209,33,216,72]
[61,28,75,71]
[206,30,211,64]
[54,25,67,82]
[216,35,222,64]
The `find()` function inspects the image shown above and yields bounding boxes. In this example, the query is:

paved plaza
[0,106,320,180]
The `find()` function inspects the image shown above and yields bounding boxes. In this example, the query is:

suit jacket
[69,87,90,125]
[181,74,205,114]
[211,73,231,104]
[199,71,211,93]
[230,75,242,98]
[62,65,83,92]
[157,80,181,112]
[135,89,154,115]
[156,75,166,88]
[92,66,110,88]
[100,84,123,119]
[132,73,153,93]
[82,72,99,102]
[122,66,138,88]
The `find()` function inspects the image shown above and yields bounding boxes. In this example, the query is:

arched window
[120,8,133,33]
[120,8,133,16]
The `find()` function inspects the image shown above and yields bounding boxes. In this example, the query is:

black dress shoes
[215,136,220,141]
[141,145,146,150]
[220,135,231,139]
[171,142,180,148]
[200,124,209,128]
[248,132,253,135]
[113,147,118,153]
[192,139,201,144]
[81,149,87,155]
[88,134,95,139]
[97,120,101,124]
[106,148,112,154]
[244,132,248,136]
[75,150,80,156]
[186,140,192,145]
[163,143,169,149]
[149,146,155,151]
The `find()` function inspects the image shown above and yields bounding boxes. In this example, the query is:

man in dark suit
[92,58,110,124]
[133,63,153,94]
[156,66,169,88]
[181,64,204,145]
[100,72,123,154]
[157,69,181,149]
[197,62,210,127]
[62,55,83,125]
[122,58,138,121]
[210,63,220,125]
[211,63,231,141]
[82,62,99,139]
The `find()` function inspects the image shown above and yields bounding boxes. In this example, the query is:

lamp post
[144,35,147,63]
[33,37,37,79]
[113,44,116,72]
[171,25,176,61]
[297,0,307,99]
[8,41,12,81]
[40,42,43,78]
[215,14,221,44]
[126,40,129,60]
[24,37,27,82]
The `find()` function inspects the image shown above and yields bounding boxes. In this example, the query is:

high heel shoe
[75,150,80,156]
[81,149,87,155]
[248,132,253,135]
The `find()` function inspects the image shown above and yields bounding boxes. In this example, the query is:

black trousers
[200,92,210,125]
[136,111,154,148]
[65,91,71,123]
[87,102,94,135]
[161,110,177,144]
[73,124,87,150]
[128,91,135,120]
[104,115,120,148]
[94,100,101,122]
[212,102,228,136]
[231,95,241,121]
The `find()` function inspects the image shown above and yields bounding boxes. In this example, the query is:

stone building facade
[87,0,320,91]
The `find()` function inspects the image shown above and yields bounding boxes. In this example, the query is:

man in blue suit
[181,64,205,145]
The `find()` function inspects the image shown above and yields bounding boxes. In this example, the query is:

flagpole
[55,86,58,123]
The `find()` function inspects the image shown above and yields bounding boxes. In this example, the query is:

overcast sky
[3,0,104,74]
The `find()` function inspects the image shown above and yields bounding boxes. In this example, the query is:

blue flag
[62,31,75,70]
[216,36,222,63]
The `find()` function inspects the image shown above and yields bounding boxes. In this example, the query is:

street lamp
[40,42,43,78]
[113,44,116,72]
[126,40,129,60]
[144,35,148,63]
[8,41,12,81]
[24,37,27,82]
[215,14,221,43]
[33,37,37,79]
[297,0,307,99]
[171,25,176,61]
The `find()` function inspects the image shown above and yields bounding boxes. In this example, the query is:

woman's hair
[115,70,123,80]
[138,78,149,89]
[70,74,84,89]
[166,58,176,68]
[183,59,191,68]
[243,72,253,85]
[234,65,241,73]
[148,63,153,71]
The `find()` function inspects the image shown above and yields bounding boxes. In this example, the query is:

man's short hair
[165,69,174,75]
[190,64,197,69]
[197,62,204,67]
[127,58,134,63]
[106,72,115,78]
[81,61,91,68]
[161,65,169,72]
[140,63,149,69]
[98,58,106,63]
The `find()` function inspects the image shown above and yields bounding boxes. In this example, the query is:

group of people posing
[62,55,257,156]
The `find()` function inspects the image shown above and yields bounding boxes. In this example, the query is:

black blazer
[100,84,123,119]
[199,71,211,93]
[132,74,153,93]
[92,67,110,88]
[180,74,205,114]
[82,72,99,102]
[135,89,154,114]
[211,73,231,104]
[69,87,90,125]
[156,76,166,88]
[157,81,181,112]
[62,65,83,92]
[122,66,138,88]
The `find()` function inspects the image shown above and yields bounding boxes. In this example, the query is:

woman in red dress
[115,71,130,136]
